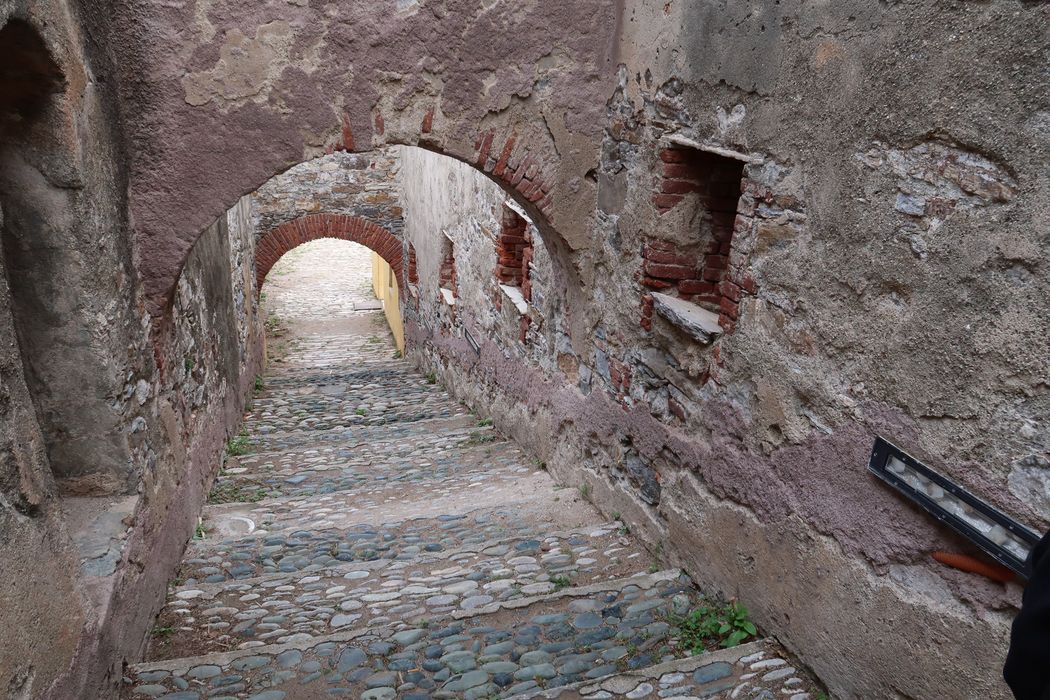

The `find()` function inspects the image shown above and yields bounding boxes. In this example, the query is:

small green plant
[226,430,251,456]
[193,521,208,540]
[184,356,195,373]
[355,408,368,416]
[578,483,592,501]
[425,372,438,385]
[393,350,403,359]
[550,575,572,592]
[618,521,631,536]
[464,431,497,446]
[254,375,265,392]
[151,626,176,638]
[612,511,622,521]
[208,481,267,505]
[672,600,758,655]
[477,417,493,427]
[648,563,660,574]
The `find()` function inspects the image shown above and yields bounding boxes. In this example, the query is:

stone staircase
[122,241,822,700]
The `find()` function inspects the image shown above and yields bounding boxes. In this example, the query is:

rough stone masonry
[0,0,1047,698]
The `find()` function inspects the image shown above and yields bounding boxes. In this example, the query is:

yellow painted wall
[372,253,405,353]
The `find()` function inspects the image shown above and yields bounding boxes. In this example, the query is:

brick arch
[255,214,404,292]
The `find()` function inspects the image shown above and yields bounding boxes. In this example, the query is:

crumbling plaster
[108,0,619,320]
[394,4,1048,695]
[0,0,1046,698]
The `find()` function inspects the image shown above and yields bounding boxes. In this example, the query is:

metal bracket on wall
[868,436,1040,579]
[464,327,480,356]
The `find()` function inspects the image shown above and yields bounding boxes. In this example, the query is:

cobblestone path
[124,241,822,700]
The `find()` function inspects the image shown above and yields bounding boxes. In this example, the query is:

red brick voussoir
[255,214,405,292]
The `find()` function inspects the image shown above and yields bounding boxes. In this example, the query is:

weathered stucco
[108,0,619,319]
[0,0,1047,698]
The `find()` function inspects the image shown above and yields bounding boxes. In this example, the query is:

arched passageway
[255,214,405,292]
[120,144,818,696]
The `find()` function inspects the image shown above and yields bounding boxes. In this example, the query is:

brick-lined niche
[407,243,419,285]
[439,232,457,298]
[644,143,754,334]
[495,203,534,301]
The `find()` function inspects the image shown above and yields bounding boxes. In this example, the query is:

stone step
[231,418,483,455]
[271,342,402,366]
[259,363,430,389]
[253,372,440,402]
[243,387,466,433]
[127,570,726,699]
[147,523,649,661]
[200,464,556,543]
[508,638,821,700]
[229,419,503,469]
[215,439,531,501]
[239,403,473,445]
[184,495,603,582]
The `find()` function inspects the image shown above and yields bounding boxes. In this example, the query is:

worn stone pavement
[123,241,822,699]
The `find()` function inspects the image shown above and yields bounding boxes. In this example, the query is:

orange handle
[932,551,1016,584]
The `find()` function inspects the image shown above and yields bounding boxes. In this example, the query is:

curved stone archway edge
[110,1,616,322]
[255,214,405,293]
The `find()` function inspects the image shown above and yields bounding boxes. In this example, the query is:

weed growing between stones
[265,314,285,335]
[226,429,251,456]
[425,372,438,384]
[550,574,572,591]
[464,430,497,446]
[254,375,264,392]
[670,600,758,655]
[207,481,268,504]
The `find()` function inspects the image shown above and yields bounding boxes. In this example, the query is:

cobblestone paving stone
[127,241,822,699]
[221,437,527,499]
[151,524,650,659]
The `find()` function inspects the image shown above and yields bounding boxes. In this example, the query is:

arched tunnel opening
[2,5,1044,699]
[131,143,802,697]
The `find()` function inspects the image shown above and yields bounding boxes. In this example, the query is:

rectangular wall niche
[495,202,534,301]
[643,140,752,335]
[439,231,457,301]
[407,243,419,285]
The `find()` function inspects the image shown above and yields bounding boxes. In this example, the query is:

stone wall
[398,4,1050,689]
[1,0,1047,697]
[0,4,263,689]
[252,149,403,239]
[398,147,559,369]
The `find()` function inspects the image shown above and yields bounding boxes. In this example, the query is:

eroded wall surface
[0,3,263,683]
[252,149,403,238]
[0,0,1047,698]
[395,3,1050,693]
